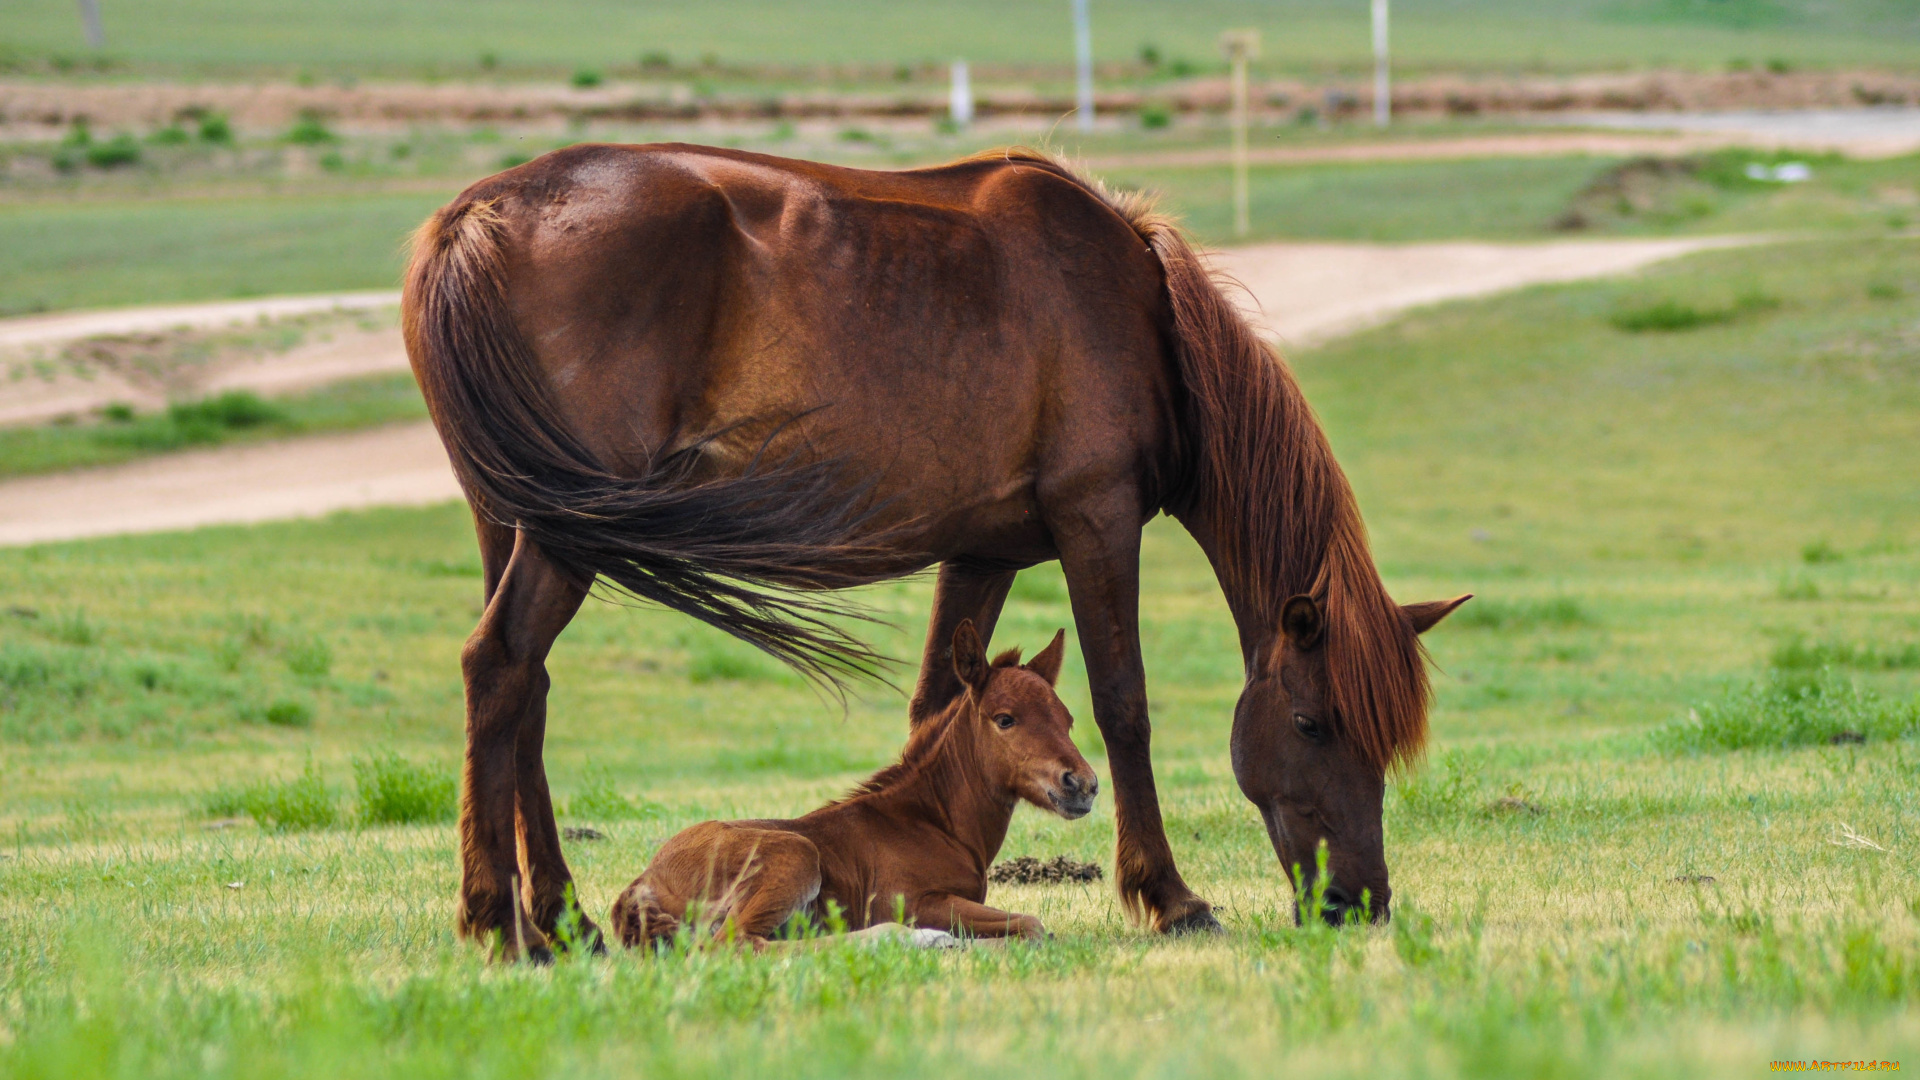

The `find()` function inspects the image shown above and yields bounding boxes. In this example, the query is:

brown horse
[610,621,1093,950]
[404,143,1468,959]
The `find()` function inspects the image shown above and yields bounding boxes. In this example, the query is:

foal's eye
[1293,714,1325,741]
[994,713,1016,730]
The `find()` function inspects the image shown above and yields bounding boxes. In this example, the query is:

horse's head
[1231,592,1469,926]
[951,619,1097,819]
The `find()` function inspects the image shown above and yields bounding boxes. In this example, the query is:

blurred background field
[5,0,1920,75]
[1,1,1919,1076]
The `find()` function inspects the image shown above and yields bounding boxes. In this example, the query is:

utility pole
[1220,29,1259,239]
[1372,0,1390,127]
[1072,0,1094,132]
[76,0,105,49]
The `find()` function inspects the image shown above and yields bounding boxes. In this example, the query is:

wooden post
[1372,0,1390,128]
[1072,0,1095,132]
[1219,30,1260,239]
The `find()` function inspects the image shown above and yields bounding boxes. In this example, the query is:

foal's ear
[1024,629,1067,687]
[952,618,990,694]
[1281,594,1323,650]
[1404,594,1473,635]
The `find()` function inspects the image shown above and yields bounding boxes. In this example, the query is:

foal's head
[950,619,1097,819]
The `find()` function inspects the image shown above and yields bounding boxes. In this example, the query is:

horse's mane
[953,148,1430,773]
[833,648,1027,803]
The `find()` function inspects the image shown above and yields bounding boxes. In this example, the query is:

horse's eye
[994,713,1016,730]
[1293,714,1324,741]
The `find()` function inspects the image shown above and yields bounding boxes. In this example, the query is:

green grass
[4,0,1917,76]
[3,236,1920,1075]
[4,148,1910,316]
[0,374,428,478]
[0,192,445,316]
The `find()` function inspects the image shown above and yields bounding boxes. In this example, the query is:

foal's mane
[834,648,1027,804]
[957,148,1431,772]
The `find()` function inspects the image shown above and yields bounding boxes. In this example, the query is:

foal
[611,620,1097,950]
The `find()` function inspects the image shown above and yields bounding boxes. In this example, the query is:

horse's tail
[403,195,895,685]
[609,881,682,951]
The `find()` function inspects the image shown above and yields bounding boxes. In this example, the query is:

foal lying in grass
[612,620,1097,950]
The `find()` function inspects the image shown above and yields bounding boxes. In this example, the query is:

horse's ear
[952,618,990,694]
[1024,629,1067,687]
[1404,594,1473,635]
[1281,595,1323,650]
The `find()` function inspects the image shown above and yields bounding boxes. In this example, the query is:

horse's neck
[1172,508,1283,670]
[869,714,1012,868]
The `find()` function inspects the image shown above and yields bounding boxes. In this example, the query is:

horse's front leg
[906,562,1017,728]
[1053,497,1221,934]
[460,523,586,961]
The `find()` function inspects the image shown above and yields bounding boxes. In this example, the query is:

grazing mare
[404,143,1468,959]
[611,622,1093,949]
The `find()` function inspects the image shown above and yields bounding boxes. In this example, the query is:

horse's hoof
[910,928,961,949]
[1164,908,1224,935]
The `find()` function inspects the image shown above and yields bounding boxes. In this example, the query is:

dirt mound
[988,855,1104,886]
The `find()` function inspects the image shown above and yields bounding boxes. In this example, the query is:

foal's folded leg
[704,827,823,950]
[908,893,1048,941]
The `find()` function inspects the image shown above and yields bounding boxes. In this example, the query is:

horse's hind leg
[1050,496,1220,935]
[459,522,587,961]
[474,515,597,948]
[907,562,1017,727]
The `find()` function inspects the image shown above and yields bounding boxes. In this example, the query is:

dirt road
[0,235,1757,547]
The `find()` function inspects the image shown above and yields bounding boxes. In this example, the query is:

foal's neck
[871,702,1015,869]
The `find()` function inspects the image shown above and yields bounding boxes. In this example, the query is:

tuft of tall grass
[282,635,333,678]
[206,761,337,832]
[1771,638,1920,671]
[684,634,783,684]
[1658,669,1920,752]
[354,752,456,825]
[285,111,336,145]
[1609,290,1779,332]
[565,769,661,821]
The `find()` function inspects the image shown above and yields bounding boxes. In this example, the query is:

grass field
[0,192,445,317]
[2,235,1917,1076]
[6,0,1919,76]
[4,144,1915,316]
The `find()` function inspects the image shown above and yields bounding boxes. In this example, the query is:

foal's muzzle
[1049,770,1099,819]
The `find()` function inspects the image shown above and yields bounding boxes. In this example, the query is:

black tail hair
[404,196,900,686]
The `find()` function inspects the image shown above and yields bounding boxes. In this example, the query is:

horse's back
[450,143,1183,557]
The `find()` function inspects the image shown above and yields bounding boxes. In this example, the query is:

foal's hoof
[1163,908,1224,936]
[909,928,961,950]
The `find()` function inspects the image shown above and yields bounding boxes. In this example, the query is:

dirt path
[0,235,1758,546]
[0,292,405,427]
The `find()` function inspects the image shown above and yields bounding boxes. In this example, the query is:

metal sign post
[1073,0,1095,132]
[950,60,974,127]
[1372,0,1390,127]
[76,0,105,48]
[1219,29,1260,239]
